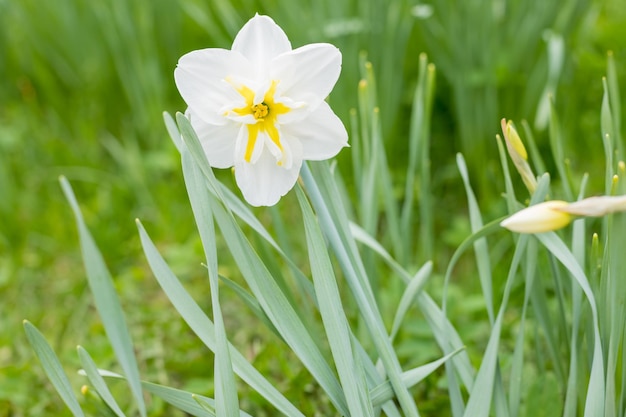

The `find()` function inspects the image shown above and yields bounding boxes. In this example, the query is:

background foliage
[2,0,626,415]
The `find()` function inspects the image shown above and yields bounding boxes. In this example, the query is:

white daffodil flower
[174,14,348,206]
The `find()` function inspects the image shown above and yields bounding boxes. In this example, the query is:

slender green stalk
[401,54,435,262]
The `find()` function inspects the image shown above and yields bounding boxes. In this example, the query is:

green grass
[3,0,626,415]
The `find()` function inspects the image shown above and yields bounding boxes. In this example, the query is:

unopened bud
[501,200,572,233]
[501,119,537,193]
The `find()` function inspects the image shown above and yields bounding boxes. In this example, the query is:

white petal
[175,49,252,125]
[223,111,257,124]
[234,150,302,206]
[281,101,348,160]
[263,129,302,169]
[188,109,239,168]
[280,135,302,170]
[275,101,310,125]
[271,43,341,108]
[234,125,265,165]
[559,195,626,217]
[264,132,283,160]
[232,15,292,81]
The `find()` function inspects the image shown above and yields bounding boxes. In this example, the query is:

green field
[3,0,626,415]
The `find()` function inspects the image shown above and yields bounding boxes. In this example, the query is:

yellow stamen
[229,80,291,163]
[252,103,269,119]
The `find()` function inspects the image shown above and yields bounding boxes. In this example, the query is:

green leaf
[349,221,416,281]
[175,111,346,415]
[59,176,146,417]
[192,395,216,415]
[606,51,622,159]
[136,219,305,417]
[457,153,494,325]
[208,193,349,415]
[176,111,315,305]
[80,385,120,417]
[496,135,519,214]
[389,261,432,342]
[389,261,433,340]
[535,232,605,417]
[459,151,510,417]
[173,109,408,415]
[548,99,573,200]
[77,346,125,417]
[521,119,546,176]
[181,146,239,417]
[440,199,516,417]
[350,218,475,390]
[23,320,85,417]
[601,79,615,195]
[162,111,183,152]
[217,181,317,302]
[140,383,220,416]
[370,108,403,261]
[370,347,464,407]
[462,234,528,417]
[94,369,254,417]
[402,53,435,261]
[508,239,538,417]
[302,162,419,417]
[219,275,281,339]
[296,184,374,416]
[456,174,553,416]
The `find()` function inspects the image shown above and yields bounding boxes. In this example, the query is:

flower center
[252,103,269,119]
[230,80,291,164]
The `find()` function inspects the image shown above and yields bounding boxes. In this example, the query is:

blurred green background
[1,0,626,415]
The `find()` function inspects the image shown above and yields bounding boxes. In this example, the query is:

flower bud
[501,200,572,233]
[502,119,528,160]
[501,119,537,193]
